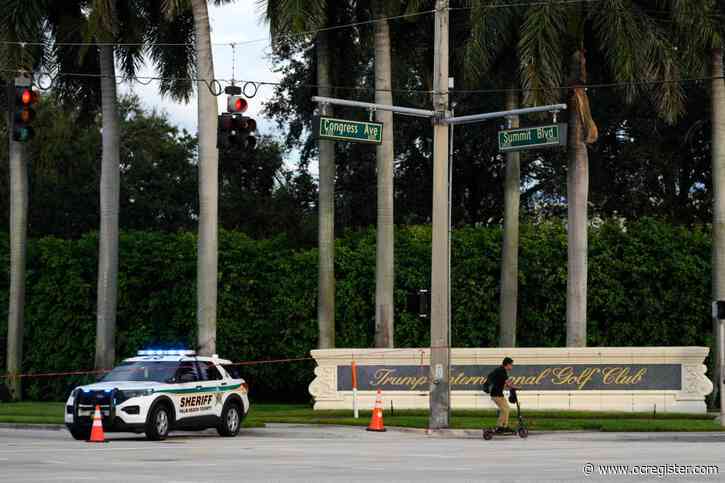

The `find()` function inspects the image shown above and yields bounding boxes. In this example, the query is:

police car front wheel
[217,402,241,437]
[145,403,171,441]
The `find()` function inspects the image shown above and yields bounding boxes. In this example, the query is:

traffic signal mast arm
[311,95,566,123]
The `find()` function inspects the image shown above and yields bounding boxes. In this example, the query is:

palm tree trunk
[499,88,520,348]
[710,48,725,413]
[95,44,120,370]
[373,1,394,348]
[192,0,219,356]
[6,126,28,400]
[317,30,336,349]
[566,49,588,347]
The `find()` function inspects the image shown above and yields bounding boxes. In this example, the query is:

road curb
[0,423,65,431]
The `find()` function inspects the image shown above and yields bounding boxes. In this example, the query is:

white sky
[118,1,281,137]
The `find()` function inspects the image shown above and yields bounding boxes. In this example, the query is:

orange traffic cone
[366,388,386,432]
[88,405,107,443]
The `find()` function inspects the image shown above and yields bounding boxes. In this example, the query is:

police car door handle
[221,382,227,386]
[196,385,203,390]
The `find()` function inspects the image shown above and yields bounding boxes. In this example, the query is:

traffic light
[227,95,248,114]
[218,95,257,151]
[11,83,38,143]
[228,115,256,150]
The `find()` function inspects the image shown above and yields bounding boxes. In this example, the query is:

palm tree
[189,0,219,356]
[517,1,683,346]
[81,0,149,369]
[85,0,122,371]
[666,0,725,414]
[372,0,395,348]
[0,0,48,400]
[464,1,524,347]
[261,0,336,349]
[162,0,233,355]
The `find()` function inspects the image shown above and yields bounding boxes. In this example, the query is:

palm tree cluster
[2,0,725,407]
[263,0,725,371]
[0,0,223,398]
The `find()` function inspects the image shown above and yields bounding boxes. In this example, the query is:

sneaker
[495,427,506,434]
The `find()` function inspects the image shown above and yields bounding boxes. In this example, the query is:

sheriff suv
[65,350,249,441]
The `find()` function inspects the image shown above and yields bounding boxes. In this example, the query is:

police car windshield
[101,361,180,383]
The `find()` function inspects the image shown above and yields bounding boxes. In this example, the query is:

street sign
[498,123,567,152]
[313,116,383,144]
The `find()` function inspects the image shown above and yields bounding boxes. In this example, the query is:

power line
[0,8,436,49]
[0,68,434,96]
[3,67,721,98]
[452,76,725,94]
[450,0,603,10]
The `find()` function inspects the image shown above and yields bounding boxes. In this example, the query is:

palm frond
[645,38,685,123]
[518,2,567,106]
[590,0,651,103]
[147,0,196,102]
[593,1,685,122]
[161,0,191,20]
[115,0,147,79]
[261,0,327,35]
[463,0,518,86]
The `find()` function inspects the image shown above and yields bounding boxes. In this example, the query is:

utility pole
[429,0,450,430]
[310,47,565,434]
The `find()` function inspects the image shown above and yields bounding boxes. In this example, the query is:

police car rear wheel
[217,402,241,437]
[145,404,171,441]
[68,425,91,441]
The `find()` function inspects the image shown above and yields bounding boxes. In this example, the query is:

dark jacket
[488,366,508,397]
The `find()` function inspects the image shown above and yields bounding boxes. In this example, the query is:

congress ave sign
[313,116,383,144]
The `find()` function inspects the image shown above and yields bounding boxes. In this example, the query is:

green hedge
[0,219,714,401]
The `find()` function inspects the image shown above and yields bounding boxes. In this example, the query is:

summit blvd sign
[498,123,567,152]
[313,116,383,144]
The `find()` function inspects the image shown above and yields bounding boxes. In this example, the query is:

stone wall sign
[337,364,682,392]
[309,347,713,413]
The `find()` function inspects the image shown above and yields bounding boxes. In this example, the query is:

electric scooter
[482,388,528,440]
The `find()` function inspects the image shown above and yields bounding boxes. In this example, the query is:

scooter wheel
[517,427,529,439]
[483,429,494,440]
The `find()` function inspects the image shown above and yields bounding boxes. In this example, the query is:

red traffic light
[227,95,247,113]
[12,85,37,143]
[18,88,38,106]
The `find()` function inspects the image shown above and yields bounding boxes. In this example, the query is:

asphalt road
[1,425,724,482]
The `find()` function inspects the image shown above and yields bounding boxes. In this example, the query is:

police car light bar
[137,349,196,356]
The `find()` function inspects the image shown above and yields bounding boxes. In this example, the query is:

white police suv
[65,350,250,441]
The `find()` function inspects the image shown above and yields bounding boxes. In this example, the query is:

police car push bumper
[65,350,250,440]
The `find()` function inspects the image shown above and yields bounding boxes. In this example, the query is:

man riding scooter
[488,357,515,433]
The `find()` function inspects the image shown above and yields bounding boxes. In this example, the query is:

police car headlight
[120,389,154,400]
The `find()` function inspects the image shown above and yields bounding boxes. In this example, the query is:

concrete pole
[712,48,725,427]
[429,0,450,430]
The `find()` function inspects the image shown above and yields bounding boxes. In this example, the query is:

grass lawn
[1,402,721,432]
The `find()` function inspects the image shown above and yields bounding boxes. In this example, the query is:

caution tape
[0,346,450,380]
